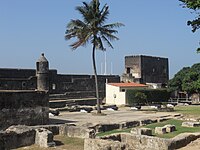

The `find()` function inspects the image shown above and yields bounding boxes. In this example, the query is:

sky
[0,0,199,79]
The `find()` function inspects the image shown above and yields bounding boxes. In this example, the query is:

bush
[126,89,170,105]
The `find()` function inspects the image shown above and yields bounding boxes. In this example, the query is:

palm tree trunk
[92,44,101,114]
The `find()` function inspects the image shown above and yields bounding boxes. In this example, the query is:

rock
[167,104,174,108]
[80,109,88,113]
[35,128,55,148]
[155,127,166,134]
[49,109,60,116]
[106,108,115,111]
[182,122,200,127]
[130,107,138,110]
[131,128,152,136]
[164,124,176,133]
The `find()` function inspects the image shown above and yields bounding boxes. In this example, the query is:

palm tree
[65,0,124,114]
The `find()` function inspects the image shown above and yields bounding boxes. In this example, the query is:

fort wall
[0,90,49,130]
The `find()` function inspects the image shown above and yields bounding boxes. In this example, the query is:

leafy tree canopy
[180,0,200,32]
[179,0,200,52]
[168,63,200,94]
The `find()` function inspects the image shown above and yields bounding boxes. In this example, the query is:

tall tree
[179,0,200,51]
[65,0,124,114]
[168,63,200,94]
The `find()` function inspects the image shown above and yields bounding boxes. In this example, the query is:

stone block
[35,128,55,148]
[164,124,176,133]
[130,128,152,136]
[182,122,200,127]
[60,124,95,139]
[140,119,154,126]
[155,127,166,134]
[123,121,140,128]
[2,125,36,149]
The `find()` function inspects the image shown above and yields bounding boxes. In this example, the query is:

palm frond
[101,35,114,49]
[103,23,125,29]
[65,0,123,51]
[98,5,109,25]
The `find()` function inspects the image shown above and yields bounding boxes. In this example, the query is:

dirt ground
[17,107,200,150]
[17,135,84,150]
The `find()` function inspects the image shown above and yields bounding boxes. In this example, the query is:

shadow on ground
[49,118,77,124]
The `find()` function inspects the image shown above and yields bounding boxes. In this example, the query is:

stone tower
[36,53,49,91]
[121,55,169,86]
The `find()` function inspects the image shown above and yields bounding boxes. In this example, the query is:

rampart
[0,68,120,99]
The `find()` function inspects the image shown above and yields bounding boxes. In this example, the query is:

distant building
[106,82,148,105]
[121,55,169,88]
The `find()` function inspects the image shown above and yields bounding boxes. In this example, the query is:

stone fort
[121,55,169,88]
[0,54,169,99]
[0,54,169,130]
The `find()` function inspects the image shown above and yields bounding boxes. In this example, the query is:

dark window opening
[127,68,131,74]
[122,89,125,92]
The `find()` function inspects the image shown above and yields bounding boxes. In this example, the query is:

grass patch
[96,119,200,139]
[175,105,200,118]
[144,119,200,138]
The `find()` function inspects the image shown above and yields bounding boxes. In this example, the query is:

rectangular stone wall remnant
[0,91,49,131]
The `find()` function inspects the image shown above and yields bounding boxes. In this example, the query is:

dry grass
[17,135,84,150]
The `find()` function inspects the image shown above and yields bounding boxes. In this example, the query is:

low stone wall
[84,132,200,150]
[0,125,56,149]
[0,126,36,149]
[59,124,95,139]
[170,132,200,149]
[0,90,49,131]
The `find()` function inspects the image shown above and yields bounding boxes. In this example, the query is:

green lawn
[144,119,200,138]
[175,105,200,118]
[97,119,200,138]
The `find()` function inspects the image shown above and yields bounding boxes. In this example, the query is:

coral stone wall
[0,90,49,131]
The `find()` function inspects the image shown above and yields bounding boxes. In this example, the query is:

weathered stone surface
[1,125,36,149]
[0,91,49,131]
[182,122,200,127]
[94,124,120,133]
[60,124,95,139]
[84,138,123,150]
[140,119,157,126]
[119,121,140,129]
[131,128,152,136]
[164,124,176,133]
[120,133,171,150]
[35,128,55,148]
[170,132,200,149]
[155,127,166,134]
[90,133,171,150]
[33,125,60,135]
[84,132,200,150]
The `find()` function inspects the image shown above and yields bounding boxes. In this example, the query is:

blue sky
[0,0,199,78]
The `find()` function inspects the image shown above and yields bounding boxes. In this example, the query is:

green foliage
[168,63,200,94]
[180,0,200,32]
[127,91,147,106]
[168,67,190,92]
[179,0,200,52]
[126,89,170,105]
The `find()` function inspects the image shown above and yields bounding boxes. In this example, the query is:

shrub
[126,89,170,105]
